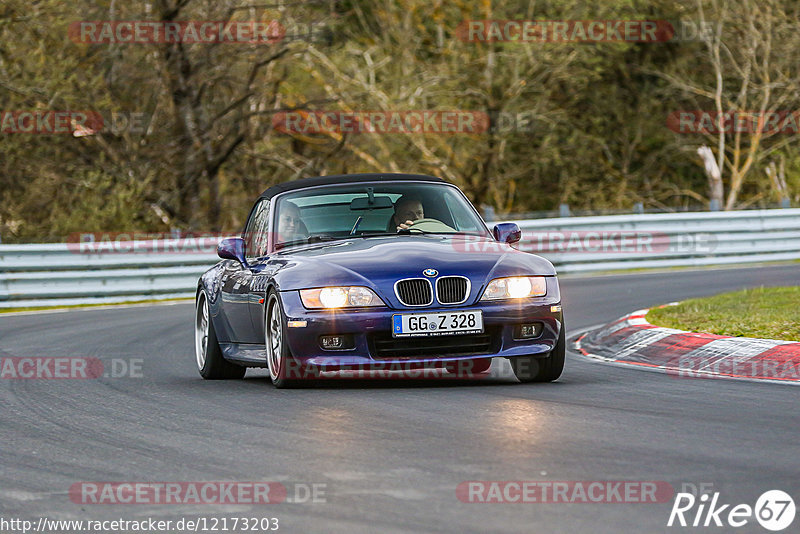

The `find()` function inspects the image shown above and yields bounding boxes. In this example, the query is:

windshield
[273,182,489,249]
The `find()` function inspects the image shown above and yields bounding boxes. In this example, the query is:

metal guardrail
[0,240,219,308]
[2,208,800,308]
[514,208,800,273]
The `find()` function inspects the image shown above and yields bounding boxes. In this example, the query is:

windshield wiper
[274,235,340,251]
[356,232,400,238]
[274,239,304,251]
[397,228,445,235]
[306,235,339,244]
[359,230,450,237]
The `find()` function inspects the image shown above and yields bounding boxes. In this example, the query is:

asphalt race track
[1,264,799,533]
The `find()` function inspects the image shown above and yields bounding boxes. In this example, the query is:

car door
[245,199,275,342]
[218,199,270,344]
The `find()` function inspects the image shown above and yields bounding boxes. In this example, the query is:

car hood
[269,235,556,296]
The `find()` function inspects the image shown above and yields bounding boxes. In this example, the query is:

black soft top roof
[258,173,446,200]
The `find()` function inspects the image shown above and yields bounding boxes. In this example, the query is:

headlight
[300,286,384,309]
[319,287,348,308]
[480,276,547,300]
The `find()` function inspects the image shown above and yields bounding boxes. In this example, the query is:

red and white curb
[574,307,800,383]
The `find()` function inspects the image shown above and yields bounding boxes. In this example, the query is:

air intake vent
[395,278,433,306]
[436,276,470,304]
[369,328,499,359]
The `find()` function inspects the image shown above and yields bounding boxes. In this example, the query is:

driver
[393,196,426,231]
[277,201,308,243]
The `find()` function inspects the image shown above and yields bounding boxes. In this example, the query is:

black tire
[195,290,246,379]
[265,289,303,388]
[509,326,565,383]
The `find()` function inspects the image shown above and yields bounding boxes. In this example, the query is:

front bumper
[279,289,563,369]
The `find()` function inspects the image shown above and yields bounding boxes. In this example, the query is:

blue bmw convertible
[194,173,564,387]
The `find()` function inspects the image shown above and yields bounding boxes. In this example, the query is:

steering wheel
[400,218,456,233]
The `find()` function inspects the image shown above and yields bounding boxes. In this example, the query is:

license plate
[392,310,483,338]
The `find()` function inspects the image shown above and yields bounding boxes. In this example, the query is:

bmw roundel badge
[423,268,438,277]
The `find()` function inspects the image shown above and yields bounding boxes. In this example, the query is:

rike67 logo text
[668,490,795,531]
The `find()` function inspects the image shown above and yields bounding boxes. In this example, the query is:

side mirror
[217,237,248,267]
[493,223,521,244]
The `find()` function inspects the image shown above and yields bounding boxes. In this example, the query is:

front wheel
[509,326,565,383]
[195,290,246,379]
[265,290,302,388]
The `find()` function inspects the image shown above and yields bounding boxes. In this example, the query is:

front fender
[198,262,238,343]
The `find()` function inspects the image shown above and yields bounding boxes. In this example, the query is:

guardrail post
[0,248,6,301]
[559,204,571,217]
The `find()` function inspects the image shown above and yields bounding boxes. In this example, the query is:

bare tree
[697,145,724,208]
[655,0,800,209]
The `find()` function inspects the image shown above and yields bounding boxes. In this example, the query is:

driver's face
[278,208,301,236]
[394,201,424,224]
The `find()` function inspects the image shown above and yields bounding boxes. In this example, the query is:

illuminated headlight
[480,276,547,300]
[319,287,348,308]
[300,286,384,309]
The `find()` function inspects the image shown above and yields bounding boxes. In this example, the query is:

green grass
[0,297,193,314]
[646,286,800,342]
[559,258,800,278]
